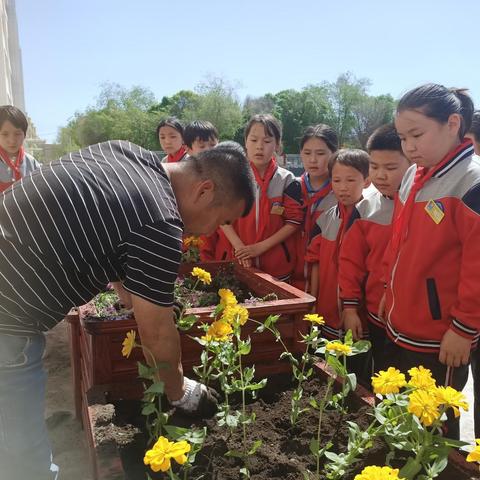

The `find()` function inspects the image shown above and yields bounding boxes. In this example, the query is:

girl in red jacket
[381,84,478,439]
[156,117,188,163]
[291,124,338,290]
[222,114,303,281]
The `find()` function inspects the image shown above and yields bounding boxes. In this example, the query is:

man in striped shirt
[0,140,255,480]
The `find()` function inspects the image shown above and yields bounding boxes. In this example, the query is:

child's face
[188,137,218,156]
[158,126,183,155]
[331,163,369,207]
[395,109,461,168]
[465,133,480,156]
[245,123,278,170]
[301,137,332,181]
[0,120,25,156]
[369,150,410,197]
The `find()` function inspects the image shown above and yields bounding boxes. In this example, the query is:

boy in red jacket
[307,149,370,338]
[338,124,410,372]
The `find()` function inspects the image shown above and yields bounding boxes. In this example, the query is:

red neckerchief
[0,145,24,181]
[251,157,278,242]
[386,139,472,280]
[300,173,332,239]
[167,145,187,163]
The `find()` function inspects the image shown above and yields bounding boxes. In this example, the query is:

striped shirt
[0,140,183,335]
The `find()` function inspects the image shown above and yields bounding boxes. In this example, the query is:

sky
[15,0,480,143]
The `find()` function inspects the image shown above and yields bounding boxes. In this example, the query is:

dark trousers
[368,322,388,373]
[470,347,480,437]
[383,339,469,440]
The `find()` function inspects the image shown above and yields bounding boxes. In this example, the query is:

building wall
[0,0,25,109]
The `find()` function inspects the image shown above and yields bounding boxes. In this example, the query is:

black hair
[328,148,370,179]
[184,141,255,217]
[469,110,480,142]
[300,124,338,152]
[244,114,282,144]
[0,105,29,134]
[156,116,184,138]
[366,123,403,153]
[396,83,474,139]
[183,120,219,148]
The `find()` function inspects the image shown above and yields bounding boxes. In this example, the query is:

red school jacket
[384,142,480,353]
[199,230,233,262]
[306,201,364,338]
[338,191,394,328]
[234,162,303,281]
[290,174,337,291]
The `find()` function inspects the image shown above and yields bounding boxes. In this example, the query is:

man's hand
[342,308,363,341]
[170,377,220,418]
[439,329,472,367]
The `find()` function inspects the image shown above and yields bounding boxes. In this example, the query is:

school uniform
[290,173,336,291]
[383,140,479,439]
[306,199,372,381]
[0,146,41,193]
[338,190,394,371]
[234,158,303,281]
[161,146,188,163]
[199,230,233,262]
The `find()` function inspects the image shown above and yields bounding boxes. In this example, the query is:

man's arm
[131,294,184,401]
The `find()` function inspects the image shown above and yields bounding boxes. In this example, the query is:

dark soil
[91,375,478,480]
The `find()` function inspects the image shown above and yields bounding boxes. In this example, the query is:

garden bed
[85,363,479,480]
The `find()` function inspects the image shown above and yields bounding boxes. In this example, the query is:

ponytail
[397,83,474,139]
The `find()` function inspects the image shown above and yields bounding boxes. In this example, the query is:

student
[380,84,478,440]
[466,110,480,437]
[465,110,480,155]
[184,120,219,156]
[156,117,187,163]
[0,105,41,192]
[222,114,303,280]
[291,124,338,291]
[306,149,371,379]
[338,125,410,372]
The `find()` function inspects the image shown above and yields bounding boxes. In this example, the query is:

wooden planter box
[68,262,315,421]
[81,361,479,480]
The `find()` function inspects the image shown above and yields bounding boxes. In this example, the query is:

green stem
[248,318,291,356]
[238,343,248,456]
[316,376,335,478]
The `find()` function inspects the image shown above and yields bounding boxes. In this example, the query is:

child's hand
[342,309,363,341]
[235,242,266,260]
[238,257,252,268]
[439,329,472,367]
[377,293,386,323]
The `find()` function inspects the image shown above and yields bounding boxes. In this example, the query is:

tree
[351,94,396,147]
[183,75,243,140]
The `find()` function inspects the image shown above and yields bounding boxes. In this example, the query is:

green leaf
[225,449,244,458]
[141,403,156,416]
[137,362,156,379]
[239,467,250,478]
[346,373,357,392]
[248,439,262,455]
[237,340,251,355]
[176,314,199,331]
[351,339,371,354]
[144,381,165,395]
[309,438,320,455]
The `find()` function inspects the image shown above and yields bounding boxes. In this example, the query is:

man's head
[184,120,219,156]
[466,110,480,156]
[0,105,28,156]
[328,149,370,207]
[366,124,411,197]
[169,142,255,236]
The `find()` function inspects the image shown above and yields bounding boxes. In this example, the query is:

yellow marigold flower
[121,330,136,358]
[218,288,238,308]
[408,365,436,390]
[184,236,202,248]
[466,439,480,464]
[371,367,407,395]
[354,465,404,480]
[202,320,233,342]
[303,313,325,325]
[435,386,469,418]
[325,341,352,356]
[408,389,441,426]
[191,267,211,285]
[144,436,191,472]
[222,305,249,326]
